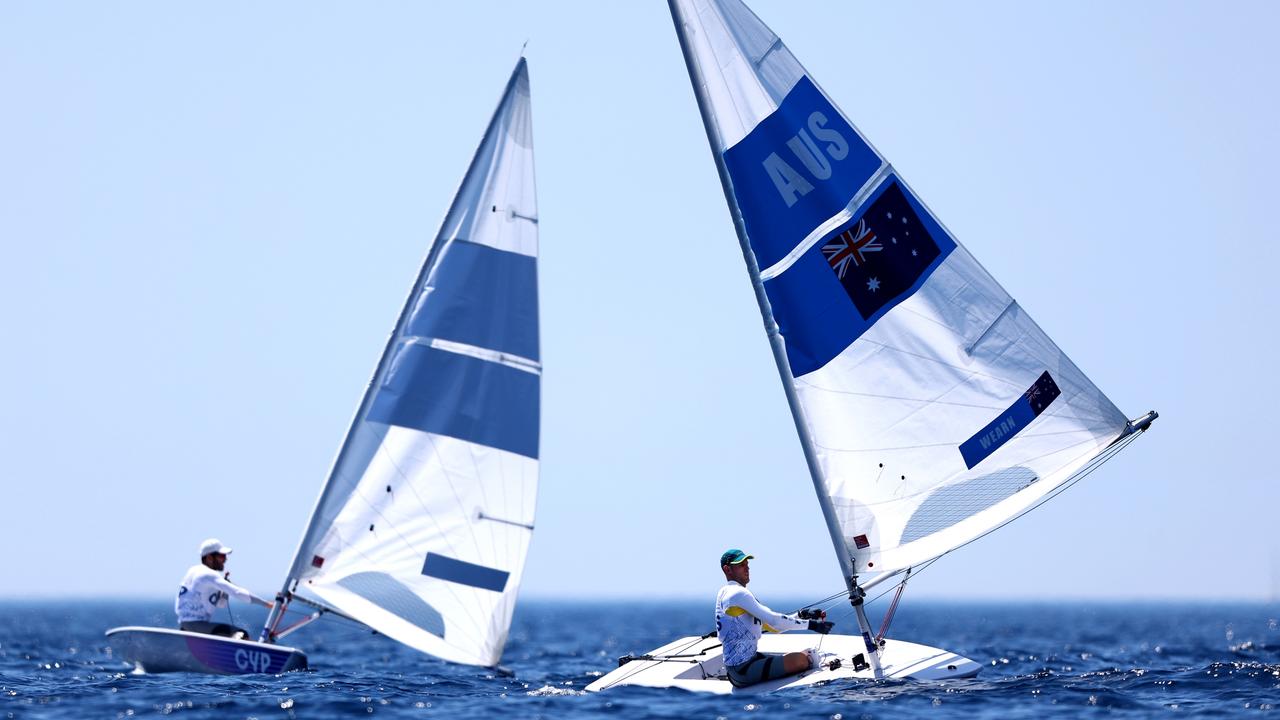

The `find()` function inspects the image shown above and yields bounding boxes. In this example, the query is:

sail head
[278,59,538,667]
[671,0,1130,577]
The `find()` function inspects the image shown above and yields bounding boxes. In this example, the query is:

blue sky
[2,1,1277,604]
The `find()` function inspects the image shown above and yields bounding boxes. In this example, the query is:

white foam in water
[526,685,586,697]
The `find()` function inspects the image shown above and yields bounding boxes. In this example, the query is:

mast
[666,0,856,592]
[260,58,531,642]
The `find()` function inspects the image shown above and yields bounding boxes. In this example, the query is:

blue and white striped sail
[669,0,1132,578]
[274,59,538,667]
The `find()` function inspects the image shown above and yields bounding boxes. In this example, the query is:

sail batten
[670,0,1133,577]
[264,58,538,667]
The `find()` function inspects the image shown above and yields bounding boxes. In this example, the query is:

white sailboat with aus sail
[587,0,1155,694]
[106,57,541,674]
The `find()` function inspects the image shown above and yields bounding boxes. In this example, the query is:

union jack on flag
[821,219,881,279]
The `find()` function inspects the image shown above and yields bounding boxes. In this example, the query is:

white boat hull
[585,633,980,694]
[105,626,307,674]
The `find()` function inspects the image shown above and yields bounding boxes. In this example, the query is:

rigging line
[604,635,710,689]
[874,570,909,643]
[800,589,849,611]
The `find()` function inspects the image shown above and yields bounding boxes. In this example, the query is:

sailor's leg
[179,621,220,635]
[728,652,806,687]
[783,651,811,673]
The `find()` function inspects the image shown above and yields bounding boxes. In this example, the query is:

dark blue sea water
[2,600,1277,718]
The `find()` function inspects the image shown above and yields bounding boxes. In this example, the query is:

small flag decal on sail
[822,181,942,321]
[853,534,870,550]
[311,555,325,569]
[959,371,1062,469]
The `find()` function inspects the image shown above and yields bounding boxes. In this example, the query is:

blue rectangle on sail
[959,371,1062,469]
[421,553,509,593]
[723,75,882,270]
[367,344,539,458]
[763,176,956,376]
[406,239,539,361]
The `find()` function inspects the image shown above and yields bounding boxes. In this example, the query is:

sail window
[899,467,1039,544]
[336,572,446,638]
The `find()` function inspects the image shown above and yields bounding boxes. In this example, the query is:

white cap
[199,538,233,557]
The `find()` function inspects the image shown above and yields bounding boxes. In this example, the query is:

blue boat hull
[105,626,307,674]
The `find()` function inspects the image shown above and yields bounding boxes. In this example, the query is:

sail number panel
[421,553,510,593]
[722,76,881,269]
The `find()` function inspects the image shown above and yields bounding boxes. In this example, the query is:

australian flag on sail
[760,174,956,377]
[821,181,941,320]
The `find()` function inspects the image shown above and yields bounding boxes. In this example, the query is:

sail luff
[263,58,534,643]
[667,0,856,589]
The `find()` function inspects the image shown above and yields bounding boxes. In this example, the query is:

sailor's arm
[731,589,809,633]
[213,573,274,608]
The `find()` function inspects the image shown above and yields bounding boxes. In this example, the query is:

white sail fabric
[671,0,1129,575]
[277,59,538,667]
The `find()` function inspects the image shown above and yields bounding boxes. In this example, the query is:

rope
[875,568,909,643]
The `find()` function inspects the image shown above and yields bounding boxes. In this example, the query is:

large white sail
[268,59,538,667]
[670,0,1132,578]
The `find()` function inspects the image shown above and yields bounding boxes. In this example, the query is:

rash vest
[175,564,264,623]
[714,581,808,667]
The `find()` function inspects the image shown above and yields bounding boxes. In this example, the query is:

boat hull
[105,626,307,674]
[585,633,980,693]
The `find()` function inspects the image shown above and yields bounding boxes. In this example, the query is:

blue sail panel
[421,553,510,593]
[367,344,539,459]
[406,240,539,361]
[723,75,882,270]
[764,176,956,376]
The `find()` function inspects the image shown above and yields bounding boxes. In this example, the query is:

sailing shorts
[180,620,247,638]
[727,652,793,687]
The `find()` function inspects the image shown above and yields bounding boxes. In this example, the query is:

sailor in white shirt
[175,538,273,639]
[715,548,833,687]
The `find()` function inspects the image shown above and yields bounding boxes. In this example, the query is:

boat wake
[526,685,587,697]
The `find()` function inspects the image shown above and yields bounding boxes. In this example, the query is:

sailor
[175,538,274,639]
[715,548,834,688]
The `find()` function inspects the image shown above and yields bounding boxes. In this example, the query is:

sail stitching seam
[416,337,541,374]
[758,162,892,280]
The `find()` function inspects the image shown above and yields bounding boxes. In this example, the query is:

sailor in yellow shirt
[715,548,834,687]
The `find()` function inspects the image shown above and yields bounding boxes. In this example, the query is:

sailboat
[106,57,541,674]
[586,0,1155,694]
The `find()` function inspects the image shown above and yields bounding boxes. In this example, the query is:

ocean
[1,600,1276,718]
